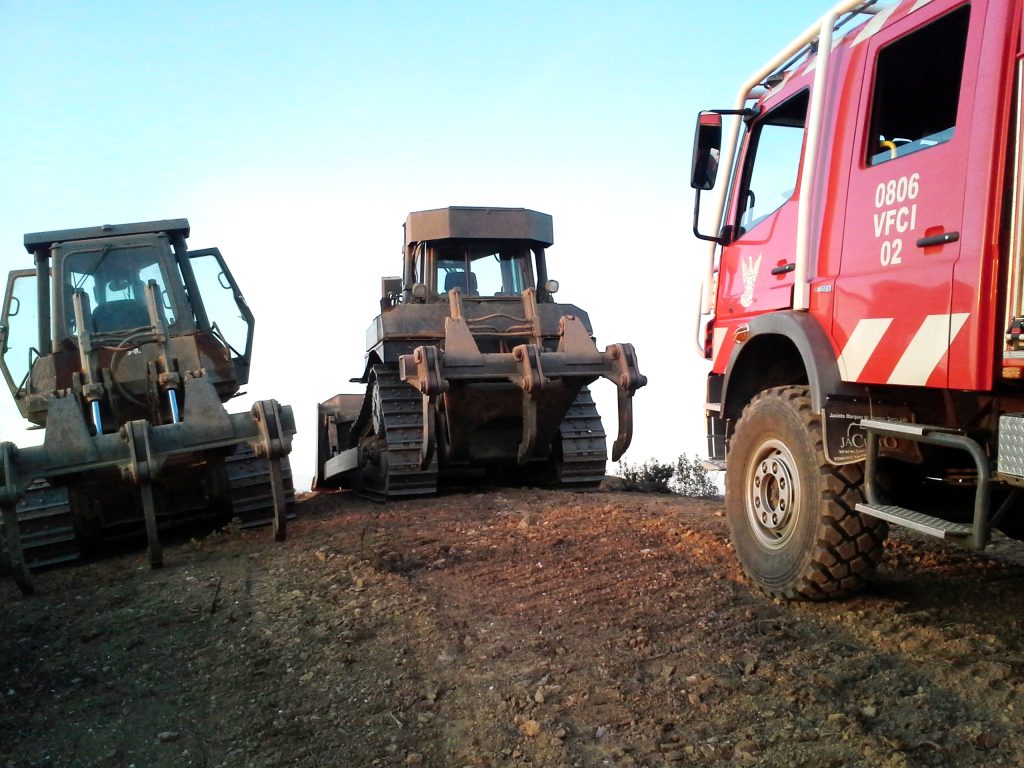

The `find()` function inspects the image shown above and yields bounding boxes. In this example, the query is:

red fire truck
[691,0,1024,599]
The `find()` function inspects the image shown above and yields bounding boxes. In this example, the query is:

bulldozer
[314,206,646,498]
[0,219,295,595]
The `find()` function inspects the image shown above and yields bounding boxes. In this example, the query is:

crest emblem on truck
[739,254,762,308]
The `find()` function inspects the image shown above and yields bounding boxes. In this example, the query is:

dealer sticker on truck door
[822,399,921,464]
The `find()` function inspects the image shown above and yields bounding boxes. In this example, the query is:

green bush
[672,453,720,498]
[616,453,720,498]
[618,458,676,493]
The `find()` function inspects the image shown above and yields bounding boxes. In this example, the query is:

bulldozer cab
[402,207,554,305]
[0,220,255,419]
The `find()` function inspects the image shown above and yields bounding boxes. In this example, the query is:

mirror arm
[692,190,723,244]
[710,107,759,121]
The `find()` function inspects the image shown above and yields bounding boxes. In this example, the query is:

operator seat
[91,299,151,332]
[444,271,478,296]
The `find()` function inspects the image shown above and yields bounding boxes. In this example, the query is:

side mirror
[690,111,722,191]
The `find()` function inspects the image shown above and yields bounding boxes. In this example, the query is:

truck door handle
[770,263,796,275]
[916,231,959,248]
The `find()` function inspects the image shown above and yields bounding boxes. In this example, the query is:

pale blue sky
[0,0,840,489]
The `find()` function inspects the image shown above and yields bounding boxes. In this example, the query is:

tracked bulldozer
[0,219,295,595]
[314,206,646,498]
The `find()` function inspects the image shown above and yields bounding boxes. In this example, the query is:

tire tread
[731,386,888,601]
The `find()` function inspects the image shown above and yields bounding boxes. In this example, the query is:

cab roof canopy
[405,207,553,249]
[24,219,190,254]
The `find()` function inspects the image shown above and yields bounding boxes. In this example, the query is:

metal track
[0,480,78,573]
[360,365,438,499]
[0,448,294,577]
[225,443,297,527]
[555,387,608,489]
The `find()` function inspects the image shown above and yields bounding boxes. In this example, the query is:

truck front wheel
[725,386,887,600]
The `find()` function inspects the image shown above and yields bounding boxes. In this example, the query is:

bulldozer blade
[323,446,362,483]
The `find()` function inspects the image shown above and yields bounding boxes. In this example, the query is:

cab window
[1,273,39,396]
[866,5,970,165]
[64,245,175,335]
[736,90,809,235]
[435,244,534,297]
[189,250,252,360]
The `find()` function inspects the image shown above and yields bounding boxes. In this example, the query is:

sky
[0,0,846,491]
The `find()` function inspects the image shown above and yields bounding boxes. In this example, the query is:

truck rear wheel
[725,386,887,600]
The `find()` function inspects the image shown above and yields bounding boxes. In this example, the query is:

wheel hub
[746,439,800,548]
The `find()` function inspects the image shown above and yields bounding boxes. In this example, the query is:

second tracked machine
[315,206,646,498]
[0,219,296,595]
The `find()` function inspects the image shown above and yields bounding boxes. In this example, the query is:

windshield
[63,244,176,335]
[434,243,534,297]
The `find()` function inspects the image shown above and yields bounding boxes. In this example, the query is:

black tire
[725,386,888,600]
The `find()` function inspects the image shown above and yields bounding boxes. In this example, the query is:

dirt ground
[2,488,1024,768]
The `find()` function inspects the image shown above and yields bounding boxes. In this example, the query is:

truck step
[858,418,958,437]
[701,458,726,472]
[855,503,973,540]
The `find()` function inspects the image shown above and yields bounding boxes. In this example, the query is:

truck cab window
[737,90,809,235]
[867,5,970,165]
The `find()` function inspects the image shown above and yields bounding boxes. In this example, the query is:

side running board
[855,419,990,550]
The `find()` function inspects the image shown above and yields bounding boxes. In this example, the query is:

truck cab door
[833,1,979,388]
[716,90,810,329]
[188,248,255,385]
[0,270,39,400]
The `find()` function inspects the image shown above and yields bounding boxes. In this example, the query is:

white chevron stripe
[712,327,728,365]
[909,0,934,13]
[837,318,892,381]
[851,5,898,46]
[887,313,970,385]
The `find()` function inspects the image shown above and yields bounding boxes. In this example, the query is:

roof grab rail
[700,0,887,316]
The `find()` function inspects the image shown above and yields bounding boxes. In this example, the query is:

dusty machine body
[691,0,1024,599]
[0,219,295,594]
[315,206,646,497]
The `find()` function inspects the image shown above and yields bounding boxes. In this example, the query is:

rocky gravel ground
[2,488,1024,768]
